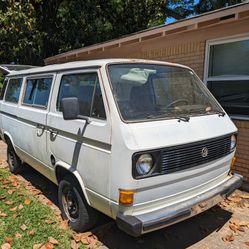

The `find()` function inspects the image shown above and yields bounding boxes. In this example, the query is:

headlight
[136,154,153,175]
[230,134,237,151]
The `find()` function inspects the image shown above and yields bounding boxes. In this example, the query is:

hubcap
[62,186,79,222]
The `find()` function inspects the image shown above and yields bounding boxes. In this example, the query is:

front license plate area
[191,195,223,215]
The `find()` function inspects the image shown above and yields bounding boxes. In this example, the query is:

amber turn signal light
[119,189,135,205]
[229,157,236,176]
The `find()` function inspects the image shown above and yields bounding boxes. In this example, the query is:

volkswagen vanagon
[0,59,243,236]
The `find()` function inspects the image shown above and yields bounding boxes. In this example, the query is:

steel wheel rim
[62,186,79,222]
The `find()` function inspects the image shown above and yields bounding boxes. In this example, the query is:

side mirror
[61,97,90,123]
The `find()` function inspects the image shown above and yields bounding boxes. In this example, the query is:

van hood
[126,114,237,151]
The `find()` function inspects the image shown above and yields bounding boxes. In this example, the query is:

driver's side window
[57,72,106,119]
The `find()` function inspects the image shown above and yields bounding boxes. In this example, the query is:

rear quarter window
[0,78,9,100]
[4,78,23,103]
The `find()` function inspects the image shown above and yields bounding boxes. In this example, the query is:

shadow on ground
[18,165,233,249]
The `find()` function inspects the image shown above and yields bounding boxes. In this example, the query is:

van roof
[7,59,190,77]
[0,64,38,75]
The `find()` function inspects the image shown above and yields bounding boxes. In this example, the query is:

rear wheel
[7,144,23,174]
[58,176,98,232]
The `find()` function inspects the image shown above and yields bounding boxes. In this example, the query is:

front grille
[161,135,232,174]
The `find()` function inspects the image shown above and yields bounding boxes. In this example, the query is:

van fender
[54,161,91,205]
[3,131,17,153]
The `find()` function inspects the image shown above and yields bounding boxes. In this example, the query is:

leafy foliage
[0,0,243,65]
[195,0,242,13]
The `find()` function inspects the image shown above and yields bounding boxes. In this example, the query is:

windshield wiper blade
[216,111,226,117]
[176,116,190,122]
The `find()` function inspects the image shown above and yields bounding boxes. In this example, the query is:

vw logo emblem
[201,147,208,158]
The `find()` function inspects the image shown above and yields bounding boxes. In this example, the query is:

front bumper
[116,173,243,237]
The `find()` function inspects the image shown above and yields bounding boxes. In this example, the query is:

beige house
[45,3,249,184]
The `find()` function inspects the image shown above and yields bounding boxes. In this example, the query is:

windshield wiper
[146,113,190,122]
[176,116,190,122]
[215,110,226,117]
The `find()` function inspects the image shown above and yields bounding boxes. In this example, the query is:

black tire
[7,144,23,174]
[58,176,98,232]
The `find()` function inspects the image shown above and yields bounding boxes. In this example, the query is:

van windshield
[108,63,223,122]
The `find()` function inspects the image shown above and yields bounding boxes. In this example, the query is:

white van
[0,59,242,236]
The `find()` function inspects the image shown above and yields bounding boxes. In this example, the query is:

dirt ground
[1,141,249,249]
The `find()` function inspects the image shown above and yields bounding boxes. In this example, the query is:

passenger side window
[23,77,52,108]
[57,73,106,119]
[4,78,23,103]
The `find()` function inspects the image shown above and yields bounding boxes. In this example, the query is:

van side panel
[47,69,112,217]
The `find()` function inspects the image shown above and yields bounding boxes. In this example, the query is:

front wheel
[7,145,23,174]
[58,176,98,232]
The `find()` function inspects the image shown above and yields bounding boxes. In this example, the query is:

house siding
[45,4,249,183]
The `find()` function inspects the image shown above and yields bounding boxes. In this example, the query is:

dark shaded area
[94,206,232,249]
[18,164,232,249]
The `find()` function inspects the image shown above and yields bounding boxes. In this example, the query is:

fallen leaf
[4,201,14,205]
[15,233,22,239]
[31,189,41,195]
[48,237,59,245]
[28,230,35,236]
[59,220,68,230]
[20,224,27,231]
[9,207,17,212]
[71,240,78,249]
[12,214,17,219]
[1,185,10,189]
[7,190,15,195]
[18,204,24,210]
[45,219,55,225]
[24,199,31,205]
[0,196,6,200]
[46,200,53,206]
[229,224,238,233]
[4,237,12,244]
[8,175,17,181]
[0,211,7,217]
[238,221,249,227]
[222,234,234,242]
[72,234,81,242]
[40,242,54,249]
[33,243,43,249]
[1,243,11,249]
[237,226,245,232]
[17,193,24,197]
[80,237,90,245]
[11,182,18,187]
[245,241,249,247]
[81,232,92,237]
[2,180,10,185]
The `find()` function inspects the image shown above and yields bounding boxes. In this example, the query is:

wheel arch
[3,132,17,153]
[54,161,91,205]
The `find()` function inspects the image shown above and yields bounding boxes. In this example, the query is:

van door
[17,75,54,178]
[47,69,111,215]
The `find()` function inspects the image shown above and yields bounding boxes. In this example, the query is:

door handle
[49,128,58,136]
[36,124,45,129]
[36,124,45,137]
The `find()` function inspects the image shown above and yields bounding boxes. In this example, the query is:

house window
[205,37,249,116]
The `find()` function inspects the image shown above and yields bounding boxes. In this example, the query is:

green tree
[0,0,243,66]
[195,0,242,13]
[0,0,43,64]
